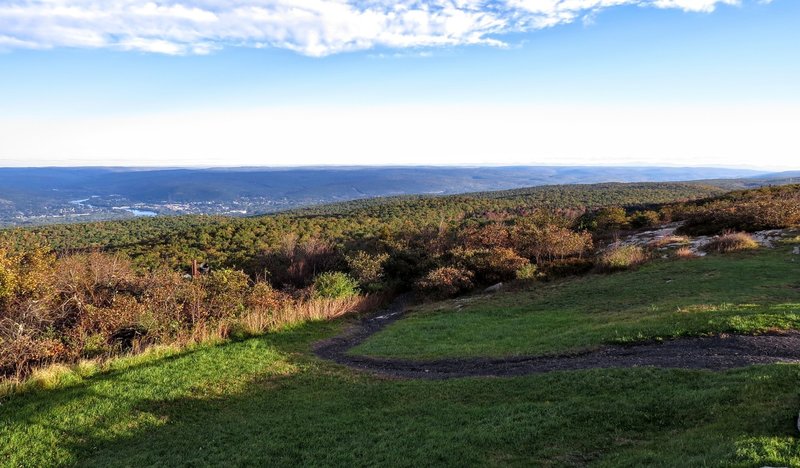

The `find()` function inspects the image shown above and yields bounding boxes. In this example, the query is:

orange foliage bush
[416,267,475,298]
[0,245,375,381]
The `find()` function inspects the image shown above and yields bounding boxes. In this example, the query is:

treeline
[572,184,800,236]
[668,185,800,235]
[0,182,723,268]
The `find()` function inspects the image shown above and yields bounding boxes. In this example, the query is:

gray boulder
[484,283,503,293]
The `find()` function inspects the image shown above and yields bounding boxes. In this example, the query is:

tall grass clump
[596,245,648,272]
[674,247,697,259]
[648,235,690,248]
[703,232,759,254]
[237,280,380,336]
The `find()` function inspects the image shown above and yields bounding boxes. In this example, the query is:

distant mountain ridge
[0,166,767,202]
[0,166,789,226]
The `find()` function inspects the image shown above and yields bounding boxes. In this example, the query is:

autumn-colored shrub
[457,223,512,250]
[0,245,54,304]
[257,235,341,287]
[515,264,538,280]
[346,251,389,287]
[450,247,530,284]
[202,268,249,319]
[629,210,661,229]
[0,246,375,382]
[591,206,630,232]
[675,186,800,236]
[416,267,474,298]
[245,282,290,314]
[512,223,593,264]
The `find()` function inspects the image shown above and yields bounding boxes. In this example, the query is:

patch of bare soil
[314,297,800,380]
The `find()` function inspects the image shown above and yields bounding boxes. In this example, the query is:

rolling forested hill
[0,166,764,226]
[1,181,726,267]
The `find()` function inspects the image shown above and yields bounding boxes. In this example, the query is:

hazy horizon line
[0,164,794,172]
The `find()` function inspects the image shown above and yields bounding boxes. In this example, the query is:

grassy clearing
[353,246,800,359]
[1,318,799,467]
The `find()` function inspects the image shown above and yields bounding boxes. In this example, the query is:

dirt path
[314,296,800,379]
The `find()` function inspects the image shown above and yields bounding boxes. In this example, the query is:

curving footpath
[314,296,800,379]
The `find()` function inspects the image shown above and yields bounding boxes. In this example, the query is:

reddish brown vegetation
[416,267,475,298]
[0,248,377,380]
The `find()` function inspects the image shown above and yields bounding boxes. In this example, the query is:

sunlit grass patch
[704,231,759,253]
[597,245,648,271]
[675,246,697,258]
[649,235,690,248]
[782,235,800,245]
[354,247,800,359]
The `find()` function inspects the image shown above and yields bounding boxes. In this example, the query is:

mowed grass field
[353,245,800,359]
[2,246,800,467]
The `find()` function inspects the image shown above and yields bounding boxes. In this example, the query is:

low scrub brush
[648,235,690,248]
[703,232,759,254]
[597,245,648,272]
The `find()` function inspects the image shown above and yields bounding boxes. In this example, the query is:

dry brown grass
[236,294,383,336]
[596,245,649,272]
[674,247,697,259]
[1,293,384,392]
[648,235,690,248]
[703,231,759,254]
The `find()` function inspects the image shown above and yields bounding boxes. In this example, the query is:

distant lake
[126,209,157,217]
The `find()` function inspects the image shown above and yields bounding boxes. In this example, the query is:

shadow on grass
[72,366,800,466]
[3,280,800,466]
[25,349,800,466]
[0,319,345,465]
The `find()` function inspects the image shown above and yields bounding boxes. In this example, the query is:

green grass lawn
[352,246,800,360]
[1,318,799,467]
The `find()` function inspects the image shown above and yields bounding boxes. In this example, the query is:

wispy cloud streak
[0,0,743,56]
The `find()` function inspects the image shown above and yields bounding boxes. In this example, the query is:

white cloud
[0,0,748,56]
[651,0,738,12]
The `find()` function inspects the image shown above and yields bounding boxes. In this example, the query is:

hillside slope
[2,247,799,466]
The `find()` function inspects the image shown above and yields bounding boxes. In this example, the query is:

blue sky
[0,0,797,168]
